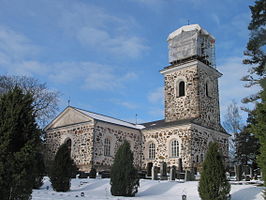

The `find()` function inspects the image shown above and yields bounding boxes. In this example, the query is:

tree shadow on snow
[231,186,264,200]
[72,180,108,192]
[137,181,177,197]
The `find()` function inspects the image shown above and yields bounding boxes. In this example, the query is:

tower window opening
[177,81,185,97]
[205,82,209,97]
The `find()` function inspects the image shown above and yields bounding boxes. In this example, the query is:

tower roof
[167,24,215,41]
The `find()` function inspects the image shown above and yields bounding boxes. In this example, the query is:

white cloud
[211,13,220,26]
[58,2,148,58]
[0,25,137,91]
[148,86,164,103]
[131,0,166,11]
[218,56,261,120]
[0,26,39,65]
[0,26,39,58]
[110,99,138,109]
[148,107,164,118]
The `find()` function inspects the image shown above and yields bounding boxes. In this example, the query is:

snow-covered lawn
[32,177,265,200]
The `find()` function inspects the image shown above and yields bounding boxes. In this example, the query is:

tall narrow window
[200,153,204,162]
[205,82,209,97]
[104,138,111,156]
[171,140,179,157]
[179,81,185,97]
[65,138,72,152]
[148,143,155,159]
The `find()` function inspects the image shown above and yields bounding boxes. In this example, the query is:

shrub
[49,142,77,192]
[198,142,230,200]
[110,140,139,196]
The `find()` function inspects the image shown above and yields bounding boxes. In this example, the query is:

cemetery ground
[32,177,265,200]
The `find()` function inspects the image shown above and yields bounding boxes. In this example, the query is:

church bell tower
[160,24,223,131]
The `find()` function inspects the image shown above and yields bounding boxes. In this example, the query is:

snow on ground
[32,177,265,200]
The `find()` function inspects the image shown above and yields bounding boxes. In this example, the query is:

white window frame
[170,139,179,158]
[104,138,111,156]
[148,143,156,159]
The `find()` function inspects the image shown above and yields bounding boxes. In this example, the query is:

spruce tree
[250,79,266,184]
[0,87,41,200]
[198,142,230,200]
[110,140,139,197]
[49,141,77,192]
[242,0,265,103]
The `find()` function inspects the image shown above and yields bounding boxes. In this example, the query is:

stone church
[45,24,229,173]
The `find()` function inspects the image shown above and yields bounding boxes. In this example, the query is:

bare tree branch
[0,75,60,127]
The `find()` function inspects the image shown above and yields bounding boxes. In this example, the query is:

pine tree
[0,87,41,200]
[49,141,77,192]
[198,142,230,200]
[242,0,266,103]
[110,140,139,197]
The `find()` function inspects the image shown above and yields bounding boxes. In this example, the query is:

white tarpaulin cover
[168,24,215,66]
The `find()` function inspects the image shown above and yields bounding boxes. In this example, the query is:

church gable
[45,107,93,130]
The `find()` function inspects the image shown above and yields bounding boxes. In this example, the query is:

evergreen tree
[235,124,259,178]
[32,152,46,189]
[0,87,41,200]
[198,142,230,200]
[242,0,266,103]
[250,78,266,184]
[49,141,77,192]
[110,140,139,197]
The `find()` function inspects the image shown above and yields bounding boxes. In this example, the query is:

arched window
[104,138,111,156]
[179,81,185,97]
[171,140,179,157]
[196,155,199,163]
[65,138,72,152]
[200,153,204,162]
[177,80,185,97]
[148,143,155,159]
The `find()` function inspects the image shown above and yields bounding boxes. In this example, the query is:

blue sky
[0,0,260,125]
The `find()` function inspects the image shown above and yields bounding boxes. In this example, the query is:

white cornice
[160,60,198,75]
[160,60,222,77]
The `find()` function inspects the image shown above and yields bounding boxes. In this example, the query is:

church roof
[141,118,229,135]
[73,107,145,130]
[141,118,193,130]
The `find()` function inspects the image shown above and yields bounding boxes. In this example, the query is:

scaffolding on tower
[167,24,216,68]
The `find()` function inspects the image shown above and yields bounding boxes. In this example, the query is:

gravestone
[147,162,153,177]
[170,166,176,181]
[185,170,195,181]
[178,158,183,172]
[160,162,167,180]
[152,166,158,180]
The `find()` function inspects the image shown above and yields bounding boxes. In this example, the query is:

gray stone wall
[142,124,192,169]
[93,121,142,171]
[142,123,229,170]
[163,64,200,122]
[193,63,223,131]
[163,60,224,131]
[45,122,94,172]
[190,124,229,168]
